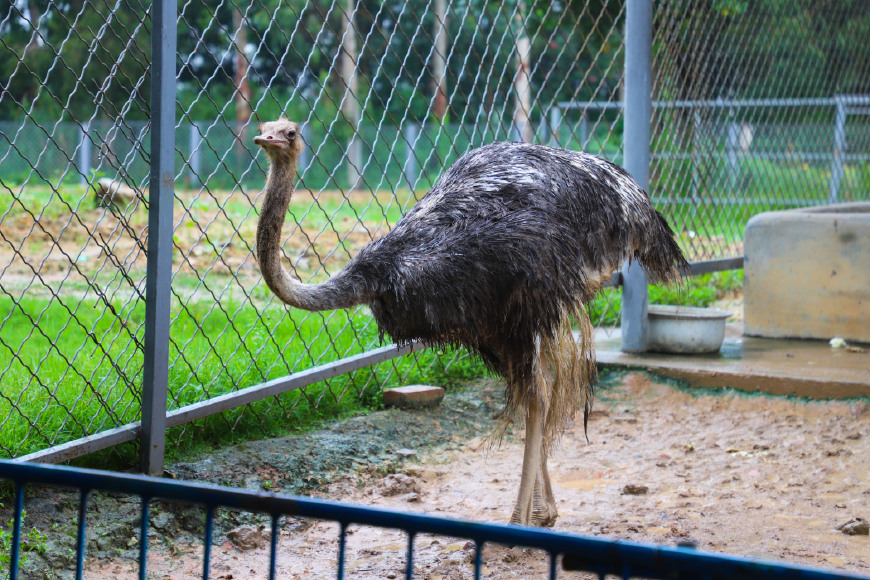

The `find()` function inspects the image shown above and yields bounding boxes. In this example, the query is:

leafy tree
[1,0,628,126]
[654,0,870,100]
[0,0,150,121]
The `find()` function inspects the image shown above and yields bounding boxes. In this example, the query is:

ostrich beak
[253,131,288,148]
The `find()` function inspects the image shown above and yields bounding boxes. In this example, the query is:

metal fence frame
[2,0,748,470]
[3,459,868,580]
[3,0,867,472]
[11,0,661,474]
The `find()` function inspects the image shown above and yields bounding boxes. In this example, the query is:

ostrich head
[252,116,364,311]
[253,118,304,161]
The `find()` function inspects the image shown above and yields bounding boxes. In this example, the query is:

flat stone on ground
[383,385,445,409]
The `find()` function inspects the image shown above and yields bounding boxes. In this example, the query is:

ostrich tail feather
[540,303,597,450]
[640,211,691,285]
[492,302,597,450]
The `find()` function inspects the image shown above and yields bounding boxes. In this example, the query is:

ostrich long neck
[256,154,363,311]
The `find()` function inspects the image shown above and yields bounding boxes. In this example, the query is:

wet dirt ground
[10,371,870,579]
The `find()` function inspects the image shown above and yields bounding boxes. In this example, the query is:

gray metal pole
[829,95,846,204]
[300,122,311,172]
[548,106,562,147]
[189,122,201,187]
[403,122,420,190]
[141,0,176,476]
[727,122,739,189]
[78,123,91,186]
[620,0,653,353]
[691,109,701,204]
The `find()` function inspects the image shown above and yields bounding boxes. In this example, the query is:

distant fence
[551,95,870,206]
[0,119,608,192]
[7,96,868,202]
[0,120,492,193]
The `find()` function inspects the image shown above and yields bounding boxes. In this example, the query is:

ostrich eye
[287,129,297,140]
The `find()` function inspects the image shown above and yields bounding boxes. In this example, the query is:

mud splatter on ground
[5,371,870,578]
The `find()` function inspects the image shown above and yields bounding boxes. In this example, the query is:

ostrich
[253,118,687,526]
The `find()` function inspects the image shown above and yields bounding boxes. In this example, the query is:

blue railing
[1,460,867,580]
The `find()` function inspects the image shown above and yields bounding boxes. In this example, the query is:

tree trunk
[431,0,449,119]
[233,7,252,163]
[337,0,362,190]
[513,6,532,143]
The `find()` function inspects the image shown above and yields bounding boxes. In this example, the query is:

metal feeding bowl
[647,305,732,354]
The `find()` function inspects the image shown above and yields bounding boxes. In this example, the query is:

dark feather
[327,141,688,423]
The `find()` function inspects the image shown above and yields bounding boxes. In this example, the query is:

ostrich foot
[537,458,559,527]
[510,478,558,527]
[533,485,559,527]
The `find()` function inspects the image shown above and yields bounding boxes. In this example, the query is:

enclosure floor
[594,323,870,399]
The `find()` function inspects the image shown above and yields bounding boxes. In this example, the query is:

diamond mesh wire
[3,0,868,459]
[0,0,150,458]
[163,0,629,447]
[651,0,870,261]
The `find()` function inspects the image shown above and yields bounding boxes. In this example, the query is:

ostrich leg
[511,395,545,526]
[511,359,560,527]
[510,398,558,526]
[537,366,559,525]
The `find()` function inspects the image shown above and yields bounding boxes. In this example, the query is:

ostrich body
[254,118,687,526]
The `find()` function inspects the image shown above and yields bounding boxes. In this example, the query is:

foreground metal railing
[1,460,867,580]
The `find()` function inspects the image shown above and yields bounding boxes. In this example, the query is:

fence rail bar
[688,257,744,276]
[1,460,866,580]
[15,422,141,465]
[15,341,425,465]
[652,198,831,207]
[164,341,426,427]
[557,95,870,111]
[652,152,870,163]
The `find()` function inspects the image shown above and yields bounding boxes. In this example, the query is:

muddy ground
[7,370,870,579]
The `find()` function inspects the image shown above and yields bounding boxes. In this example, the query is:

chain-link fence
[651,0,870,260]
[1,0,868,467]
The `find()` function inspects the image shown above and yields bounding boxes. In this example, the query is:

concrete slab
[593,324,870,399]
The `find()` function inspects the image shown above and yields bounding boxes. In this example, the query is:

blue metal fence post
[8,483,23,580]
[139,498,151,579]
[141,0,177,476]
[75,490,90,578]
[620,0,653,353]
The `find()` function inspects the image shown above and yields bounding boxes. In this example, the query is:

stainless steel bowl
[647,305,732,354]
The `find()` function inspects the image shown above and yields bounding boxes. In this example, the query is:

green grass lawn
[0,290,488,466]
